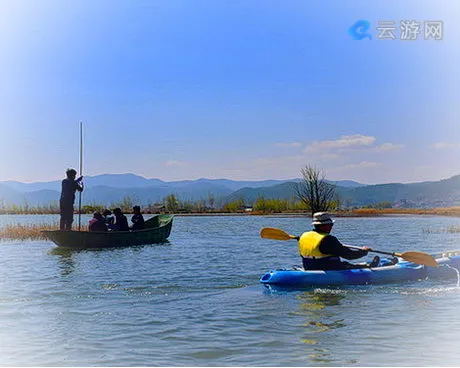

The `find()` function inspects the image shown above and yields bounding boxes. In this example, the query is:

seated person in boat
[298,212,379,270]
[102,209,115,230]
[130,205,145,231]
[112,208,130,231]
[88,211,108,232]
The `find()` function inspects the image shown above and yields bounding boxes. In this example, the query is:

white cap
[312,212,335,226]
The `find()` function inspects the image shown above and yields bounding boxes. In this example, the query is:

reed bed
[423,225,460,234]
[2,207,460,241]
[446,225,460,233]
[349,207,460,217]
[0,222,88,241]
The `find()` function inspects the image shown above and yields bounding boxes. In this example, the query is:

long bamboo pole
[78,121,83,231]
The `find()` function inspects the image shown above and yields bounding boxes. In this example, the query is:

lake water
[1,214,460,366]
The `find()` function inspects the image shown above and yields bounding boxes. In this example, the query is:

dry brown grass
[339,207,460,217]
[446,225,460,233]
[423,225,460,234]
[2,207,460,241]
[0,222,88,241]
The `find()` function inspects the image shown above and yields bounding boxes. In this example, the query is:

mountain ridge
[226,175,460,208]
[0,174,365,192]
[0,173,458,208]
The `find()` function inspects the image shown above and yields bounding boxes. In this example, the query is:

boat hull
[42,215,173,249]
[260,254,460,287]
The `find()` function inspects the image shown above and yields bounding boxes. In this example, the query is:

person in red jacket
[88,212,108,232]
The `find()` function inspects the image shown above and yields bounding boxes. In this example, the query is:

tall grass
[348,207,460,217]
[423,225,460,234]
[0,222,88,241]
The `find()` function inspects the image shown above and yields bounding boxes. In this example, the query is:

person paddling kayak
[299,212,380,270]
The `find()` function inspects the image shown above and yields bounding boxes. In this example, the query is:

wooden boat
[42,215,174,249]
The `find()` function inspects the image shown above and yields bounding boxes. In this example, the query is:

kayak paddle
[260,227,299,240]
[260,227,439,267]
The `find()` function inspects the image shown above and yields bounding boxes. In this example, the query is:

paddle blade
[400,251,439,267]
[260,227,297,241]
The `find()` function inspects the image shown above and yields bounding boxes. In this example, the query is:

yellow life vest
[298,231,333,258]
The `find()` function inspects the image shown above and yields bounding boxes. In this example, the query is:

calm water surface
[1,214,460,366]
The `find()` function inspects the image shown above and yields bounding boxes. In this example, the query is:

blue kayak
[260,252,460,288]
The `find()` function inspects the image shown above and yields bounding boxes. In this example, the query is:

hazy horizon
[1,171,457,187]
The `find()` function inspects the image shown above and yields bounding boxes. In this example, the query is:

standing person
[88,212,108,232]
[298,212,380,270]
[131,205,145,231]
[59,168,83,230]
[112,208,129,231]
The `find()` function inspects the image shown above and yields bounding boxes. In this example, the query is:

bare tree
[295,165,336,216]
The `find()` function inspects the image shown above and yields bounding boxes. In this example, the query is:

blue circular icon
[349,20,372,40]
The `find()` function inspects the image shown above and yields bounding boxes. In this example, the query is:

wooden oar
[260,227,439,267]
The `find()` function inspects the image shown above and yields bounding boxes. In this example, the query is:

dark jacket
[114,214,129,231]
[302,232,369,270]
[131,213,145,231]
[318,235,368,259]
[60,178,83,205]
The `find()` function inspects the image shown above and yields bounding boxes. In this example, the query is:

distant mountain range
[225,175,460,208]
[1,173,459,208]
[0,174,310,207]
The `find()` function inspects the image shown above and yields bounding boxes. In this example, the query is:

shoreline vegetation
[3,198,460,216]
[3,206,460,217]
[2,166,459,241]
[1,207,460,241]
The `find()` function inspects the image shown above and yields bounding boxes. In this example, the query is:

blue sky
[0,0,459,184]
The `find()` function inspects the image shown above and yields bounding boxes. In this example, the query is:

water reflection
[49,247,78,277]
[49,241,172,277]
[295,289,346,363]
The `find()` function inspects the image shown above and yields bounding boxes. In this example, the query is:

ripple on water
[1,215,460,366]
